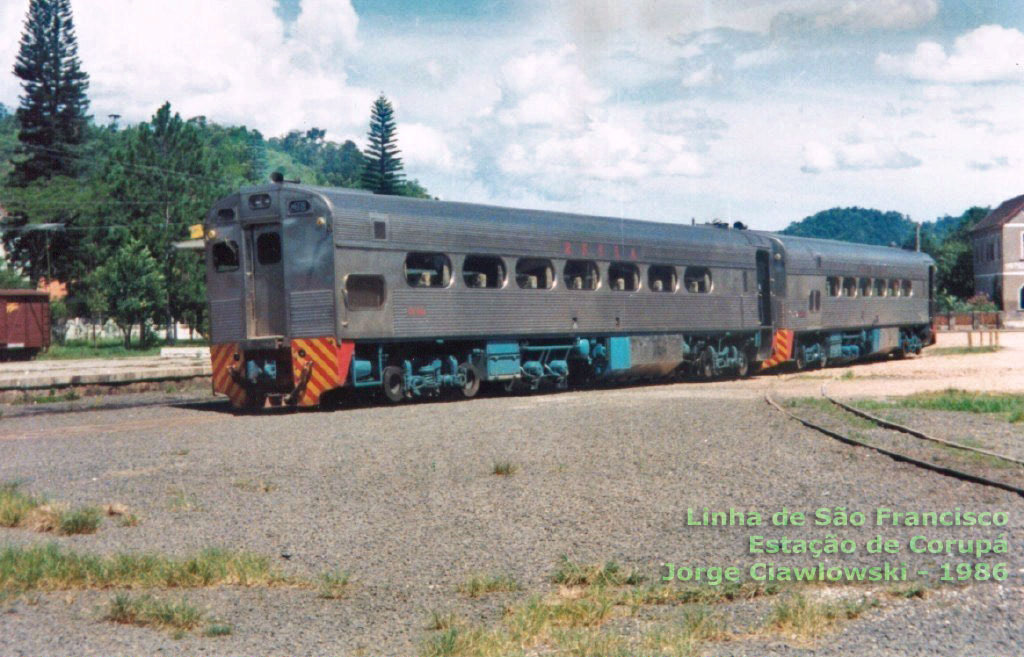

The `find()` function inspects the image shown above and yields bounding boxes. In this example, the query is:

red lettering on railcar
[407,307,427,317]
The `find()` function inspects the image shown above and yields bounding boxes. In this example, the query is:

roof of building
[971,193,1024,233]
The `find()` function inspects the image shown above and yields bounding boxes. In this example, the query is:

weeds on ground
[317,569,351,599]
[0,482,101,535]
[204,623,233,637]
[763,592,879,642]
[232,479,276,493]
[855,389,1024,424]
[551,556,644,587]
[426,609,462,631]
[168,488,204,512]
[491,461,518,476]
[926,346,1000,357]
[105,593,204,633]
[457,573,520,597]
[784,398,876,429]
[0,544,291,593]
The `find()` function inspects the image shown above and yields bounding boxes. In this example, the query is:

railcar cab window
[826,276,840,297]
[648,265,677,293]
[345,275,386,309]
[901,280,913,297]
[842,277,857,297]
[256,233,281,265]
[516,258,554,289]
[563,260,599,290]
[874,278,887,297]
[212,240,239,272]
[683,266,712,293]
[609,262,640,291]
[859,277,872,297]
[463,255,506,289]
[405,252,451,288]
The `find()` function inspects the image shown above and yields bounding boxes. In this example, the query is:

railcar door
[755,250,772,326]
[246,223,287,337]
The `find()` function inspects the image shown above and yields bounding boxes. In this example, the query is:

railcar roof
[761,232,934,267]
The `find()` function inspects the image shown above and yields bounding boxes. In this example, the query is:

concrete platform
[0,355,211,390]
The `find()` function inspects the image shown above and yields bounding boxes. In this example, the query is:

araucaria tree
[361,94,405,194]
[11,0,90,184]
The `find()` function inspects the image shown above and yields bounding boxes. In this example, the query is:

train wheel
[735,350,750,378]
[459,364,480,398]
[382,366,406,403]
[700,348,716,379]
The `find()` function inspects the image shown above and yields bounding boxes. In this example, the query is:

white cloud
[801,122,921,173]
[877,24,1024,83]
[496,45,608,129]
[0,0,371,139]
[773,0,938,33]
[968,156,1010,171]
[399,122,460,173]
[682,64,717,87]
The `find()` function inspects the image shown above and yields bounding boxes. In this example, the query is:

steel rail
[764,391,1024,498]
[821,385,1024,468]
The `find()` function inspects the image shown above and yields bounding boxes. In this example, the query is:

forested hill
[780,207,917,246]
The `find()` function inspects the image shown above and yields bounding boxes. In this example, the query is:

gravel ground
[1,376,1022,656]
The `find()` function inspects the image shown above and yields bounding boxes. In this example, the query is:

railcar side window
[842,277,857,297]
[345,275,386,309]
[405,252,451,288]
[826,276,840,297]
[609,262,641,291]
[874,278,887,297]
[256,233,282,265]
[812,290,821,311]
[683,266,712,293]
[902,280,913,297]
[647,265,676,293]
[859,277,871,297]
[889,279,900,297]
[212,240,239,272]
[463,255,506,289]
[563,260,599,290]
[515,258,554,289]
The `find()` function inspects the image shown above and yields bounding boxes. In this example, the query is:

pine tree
[361,94,405,195]
[11,0,90,185]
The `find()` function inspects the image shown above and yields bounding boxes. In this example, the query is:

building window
[515,258,554,289]
[987,243,995,261]
[463,255,506,289]
[345,275,386,309]
[683,266,712,293]
[212,240,239,272]
[609,262,641,291]
[647,265,676,292]
[826,276,840,297]
[405,252,451,288]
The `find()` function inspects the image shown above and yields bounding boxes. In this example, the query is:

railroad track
[766,386,1024,498]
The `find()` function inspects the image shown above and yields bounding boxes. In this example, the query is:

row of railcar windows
[401,252,713,294]
[824,276,913,298]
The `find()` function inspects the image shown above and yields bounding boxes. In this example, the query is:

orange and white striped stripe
[210,343,248,407]
[289,337,355,407]
[759,329,794,371]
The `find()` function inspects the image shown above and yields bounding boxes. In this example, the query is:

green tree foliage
[269,128,364,187]
[0,254,31,288]
[781,207,916,246]
[10,0,90,185]
[87,238,165,348]
[361,95,405,194]
[922,206,988,299]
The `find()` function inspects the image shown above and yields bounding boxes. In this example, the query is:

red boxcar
[0,289,50,361]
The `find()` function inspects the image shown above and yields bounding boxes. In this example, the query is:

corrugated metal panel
[210,298,245,343]
[288,289,335,337]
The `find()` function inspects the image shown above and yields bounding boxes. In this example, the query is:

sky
[0,0,1022,230]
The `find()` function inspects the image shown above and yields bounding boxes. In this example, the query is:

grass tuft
[168,488,204,513]
[457,573,520,597]
[204,623,233,637]
[1,483,102,535]
[317,569,351,599]
[491,461,518,476]
[0,481,44,528]
[104,593,204,633]
[551,556,644,587]
[0,544,292,593]
[58,507,102,535]
[856,389,1024,423]
[232,479,276,493]
[426,609,462,631]
[765,592,878,641]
